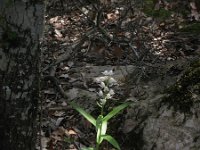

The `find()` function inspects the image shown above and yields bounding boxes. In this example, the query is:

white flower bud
[103,86,109,92]
[109,89,115,96]
[94,76,108,83]
[100,81,106,89]
[108,77,117,86]
[97,90,104,97]
[102,70,114,76]
[100,98,106,106]
[106,89,115,99]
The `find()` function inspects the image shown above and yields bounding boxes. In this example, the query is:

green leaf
[101,120,107,136]
[101,134,121,150]
[103,102,131,122]
[96,115,108,144]
[96,115,103,144]
[96,127,101,144]
[96,115,103,131]
[70,102,96,126]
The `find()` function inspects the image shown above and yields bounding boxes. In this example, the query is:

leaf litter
[38,0,200,149]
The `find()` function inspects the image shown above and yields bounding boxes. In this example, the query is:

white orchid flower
[102,70,114,76]
[97,90,104,97]
[94,76,108,83]
[103,86,109,92]
[108,77,118,86]
[99,81,106,89]
[105,89,115,99]
[100,98,106,106]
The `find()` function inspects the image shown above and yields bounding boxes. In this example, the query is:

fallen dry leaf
[54,29,63,38]
[53,111,65,117]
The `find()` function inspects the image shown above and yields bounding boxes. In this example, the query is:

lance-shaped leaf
[103,102,131,122]
[96,115,108,144]
[101,134,121,150]
[70,102,96,126]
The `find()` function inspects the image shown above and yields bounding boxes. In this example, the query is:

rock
[143,109,200,150]
[122,60,200,150]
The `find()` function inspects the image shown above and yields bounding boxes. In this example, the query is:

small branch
[43,75,68,99]
[42,28,96,72]
[98,25,113,42]
[129,43,140,59]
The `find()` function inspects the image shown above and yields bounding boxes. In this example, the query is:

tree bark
[0,1,44,149]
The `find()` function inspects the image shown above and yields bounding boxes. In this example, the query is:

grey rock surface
[122,60,200,150]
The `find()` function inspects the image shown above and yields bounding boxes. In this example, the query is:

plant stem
[96,118,102,150]
[96,107,104,150]
[101,106,104,116]
[96,143,100,150]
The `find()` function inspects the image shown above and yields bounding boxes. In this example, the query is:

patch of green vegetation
[143,0,172,20]
[153,9,172,19]
[0,28,20,49]
[0,16,20,49]
[178,9,190,18]
[162,60,200,113]
[5,0,13,7]
[179,23,200,34]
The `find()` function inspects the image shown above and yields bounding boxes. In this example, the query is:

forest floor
[38,1,200,150]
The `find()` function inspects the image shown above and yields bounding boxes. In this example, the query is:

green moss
[179,23,200,34]
[162,60,200,113]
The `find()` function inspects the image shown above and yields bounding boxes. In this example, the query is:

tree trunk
[0,1,44,149]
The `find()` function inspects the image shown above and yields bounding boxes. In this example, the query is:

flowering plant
[70,70,131,150]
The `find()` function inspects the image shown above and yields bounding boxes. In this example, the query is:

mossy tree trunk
[0,1,44,149]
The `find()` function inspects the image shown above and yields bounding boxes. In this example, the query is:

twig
[42,28,96,72]
[129,43,140,59]
[43,75,68,98]
[98,25,113,41]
